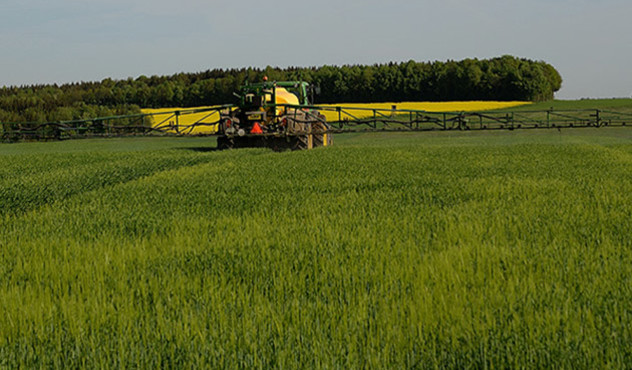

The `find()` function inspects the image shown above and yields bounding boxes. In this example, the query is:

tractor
[217,79,332,150]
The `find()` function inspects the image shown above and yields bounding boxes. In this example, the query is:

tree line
[0,56,561,123]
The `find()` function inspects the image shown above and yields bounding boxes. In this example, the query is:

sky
[1,0,631,99]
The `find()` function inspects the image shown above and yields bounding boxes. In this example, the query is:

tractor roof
[241,81,310,91]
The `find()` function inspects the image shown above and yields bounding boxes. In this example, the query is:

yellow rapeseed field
[318,101,530,122]
[141,106,221,134]
[143,101,530,134]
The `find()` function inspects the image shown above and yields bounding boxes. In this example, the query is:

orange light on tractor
[251,122,263,134]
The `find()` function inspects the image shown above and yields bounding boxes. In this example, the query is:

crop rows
[1,131,632,367]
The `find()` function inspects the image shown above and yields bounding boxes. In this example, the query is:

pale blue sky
[1,0,631,99]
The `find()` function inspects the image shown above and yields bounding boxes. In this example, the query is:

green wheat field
[2,129,632,367]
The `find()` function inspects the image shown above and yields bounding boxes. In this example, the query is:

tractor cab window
[263,90,273,103]
[245,93,264,107]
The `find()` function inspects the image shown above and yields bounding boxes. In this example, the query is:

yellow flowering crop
[143,101,530,133]
[318,101,530,122]
[141,106,221,134]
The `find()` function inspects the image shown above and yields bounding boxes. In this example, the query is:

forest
[0,56,561,123]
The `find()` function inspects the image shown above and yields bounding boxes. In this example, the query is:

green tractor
[217,79,332,150]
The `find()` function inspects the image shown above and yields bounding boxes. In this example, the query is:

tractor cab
[239,80,311,109]
[232,80,314,128]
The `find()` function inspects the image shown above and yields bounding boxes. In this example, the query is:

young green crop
[1,130,632,367]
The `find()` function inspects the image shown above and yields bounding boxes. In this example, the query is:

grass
[2,128,632,367]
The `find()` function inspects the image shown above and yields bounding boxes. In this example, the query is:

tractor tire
[313,133,324,147]
[311,119,331,148]
[217,136,234,150]
[292,135,310,150]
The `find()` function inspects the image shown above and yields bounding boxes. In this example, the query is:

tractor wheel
[217,136,234,150]
[311,119,331,148]
[291,135,310,150]
[313,133,324,147]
